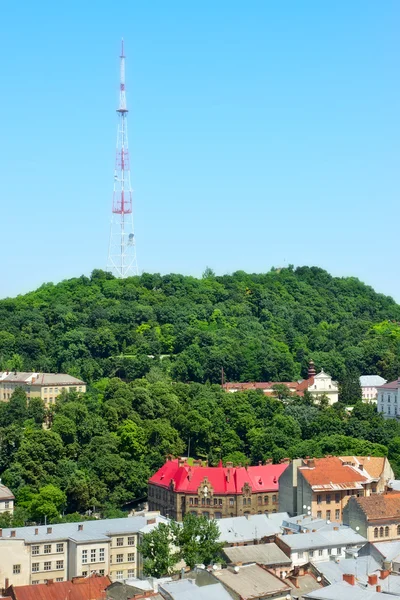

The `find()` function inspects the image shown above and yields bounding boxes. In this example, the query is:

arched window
[380,527,384,538]
[264,496,269,504]
[385,526,390,537]
[374,528,378,538]
[243,498,247,506]
[397,525,400,536]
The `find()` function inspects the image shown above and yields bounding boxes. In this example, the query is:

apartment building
[343,494,400,542]
[0,483,15,515]
[377,378,400,419]
[279,456,393,520]
[0,515,167,588]
[148,457,289,520]
[360,375,387,402]
[0,372,86,407]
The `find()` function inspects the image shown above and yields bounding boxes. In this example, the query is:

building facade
[0,483,15,515]
[377,378,400,419]
[0,372,86,408]
[223,362,339,405]
[148,458,289,521]
[279,456,393,521]
[343,494,400,542]
[0,515,166,588]
[360,375,387,403]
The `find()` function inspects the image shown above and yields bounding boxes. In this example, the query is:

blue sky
[0,1,399,299]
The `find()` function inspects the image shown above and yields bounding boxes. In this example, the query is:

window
[194,498,198,505]
[49,388,53,393]
[32,581,39,585]
[56,543,64,553]
[116,554,123,563]
[127,536,135,546]
[388,395,391,402]
[128,553,135,562]
[318,549,323,556]
[214,498,218,506]
[44,388,48,393]
[82,571,88,577]
[229,498,234,507]
[82,549,88,564]
[32,545,39,555]
[264,496,269,504]
[243,498,247,506]
[44,544,51,554]
[317,511,322,519]
[397,525,400,536]
[385,526,390,537]
[326,510,331,520]
[272,495,277,503]
[190,498,193,505]
[380,527,384,538]
[116,571,123,580]
[374,527,379,538]
[13,564,21,574]
[317,495,322,505]
[128,569,134,578]
[335,509,340,520]
[99,548,105,562]
[32,563,39,572]
[56,578,63,582]
[326,494,331,504]
[215,512,222,519]
[44,561,51,571]
[219,498,222,506]
[56,560,64,570]
[5,501,9,509]
[309,550,314,558]
[328,548,332,556]
[298,551,304,558]
[116,537,124,546]
[91,549,96,562]
[206,498,211,506]
[388,406,391,415]
[55,388,59,394]
[203,512,210,519]
[201,497,205,506]
[99,570,105,576]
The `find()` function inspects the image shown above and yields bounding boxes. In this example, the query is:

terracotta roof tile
[353,494,400,521]
[339,456,385,479]
[10,576,111,600]
[299,457,368,489]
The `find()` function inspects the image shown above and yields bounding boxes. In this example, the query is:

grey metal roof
[372,540,400,561]
[217,513,288,544]
[0,516,168,544]
[0,372,85,385]
[315,557,381,584]
[286,574,324,599]
[283,515,351,533]
[304,581,399,599]
[223,543,291,566]
[359,376,387,387]
[159,579,232,600]
[279,529,366,551]
[213,564,290,599]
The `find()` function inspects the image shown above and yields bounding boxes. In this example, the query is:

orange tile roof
[339,456,385,479]
[354,494,400,521]
[299,457,368,489]
[10,576,111,600]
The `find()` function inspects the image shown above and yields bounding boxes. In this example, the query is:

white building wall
[377,386,400,419]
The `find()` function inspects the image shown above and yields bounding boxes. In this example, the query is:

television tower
[107,40,138,277]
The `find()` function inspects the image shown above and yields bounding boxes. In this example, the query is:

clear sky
[0,1,399,299]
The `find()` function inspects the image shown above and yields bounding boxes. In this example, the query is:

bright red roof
[9,576,111,600]
[149,459,288,494]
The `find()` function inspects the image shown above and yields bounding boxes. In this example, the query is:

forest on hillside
[2,377,400,526]
[1,266,400,384]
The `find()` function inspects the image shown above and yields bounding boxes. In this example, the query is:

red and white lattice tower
[107,40,138,277]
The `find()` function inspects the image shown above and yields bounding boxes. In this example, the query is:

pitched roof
[159,579,232,600]
[223,542,292,566]
[279,528,366,551]
[0,372,85,386]
[217,513,288,544]
[338,456,386,480]
[9,575,111,600]
[304,581,399,600]
[299,457,369,491]
[377,378,400,390]
[0,483,14,500]
[149,459,288,494]
[223,377,314,396]
[212,564,291,599]
[360,376,387,388]
[350,493,400,521]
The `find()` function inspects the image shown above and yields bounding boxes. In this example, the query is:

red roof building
[148,458,289,521]
[5,575,111,600]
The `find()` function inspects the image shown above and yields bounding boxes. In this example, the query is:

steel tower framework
[107,40,138,277]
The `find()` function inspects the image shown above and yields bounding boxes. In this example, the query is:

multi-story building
[0,372,86,407]
[343,494,400,542]
[223,362,339,405]
[0,514,167,588]
[0,483,15,515]
[377,378,400,419]
[148,458,289,521]
[360,375,387,403]
[279,456,393,520]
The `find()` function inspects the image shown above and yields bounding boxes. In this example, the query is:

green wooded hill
[1,266,400,524]
[1,266,400,383]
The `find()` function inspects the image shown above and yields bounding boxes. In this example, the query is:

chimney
[226,462,234,468]
[359,464,364,471]
[258,461,262,466]
[368,574,378,586]
[343,574,355,586]
[46,580,54,585]
[333,526,339,531]
[188,467,193,481]
[147,518,156,525]
[376,585,381,593]
[10,530,16,538]
[47,527,52,534]
[380,569,390,580]
[35,528,39,535]
[308,459,315,468]
[227,468,231,483]
[78,524,83,531]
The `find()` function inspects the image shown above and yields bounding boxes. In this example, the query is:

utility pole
[107,40,138,277]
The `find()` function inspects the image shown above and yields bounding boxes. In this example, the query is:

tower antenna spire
[107,39,138,278]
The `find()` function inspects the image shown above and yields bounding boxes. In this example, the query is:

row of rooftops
[0,372,85,386]
[150,455,387,495]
